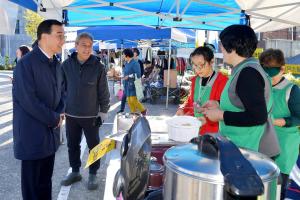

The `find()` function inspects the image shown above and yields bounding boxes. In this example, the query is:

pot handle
[190,135,219,158]
[216,136,264,197]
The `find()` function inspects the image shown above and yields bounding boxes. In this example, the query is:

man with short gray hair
[61,32,110,190]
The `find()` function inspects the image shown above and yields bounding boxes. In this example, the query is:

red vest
[180,72,228,135]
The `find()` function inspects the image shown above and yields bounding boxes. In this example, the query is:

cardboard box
[164,69,177,88]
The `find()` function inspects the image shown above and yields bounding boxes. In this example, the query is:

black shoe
[87,174,99,190]
[141,108,147,116]
[117,110,124,114]
[61,172,82,186]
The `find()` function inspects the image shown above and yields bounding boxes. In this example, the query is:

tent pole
[166,39,172,109]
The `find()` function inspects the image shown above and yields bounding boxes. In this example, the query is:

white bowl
[166,116,201,142]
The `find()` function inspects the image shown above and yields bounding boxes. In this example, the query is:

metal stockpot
[163,143,280,200]
[148,157,164,190]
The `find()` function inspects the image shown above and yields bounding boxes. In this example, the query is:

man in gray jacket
[61,32,110,190]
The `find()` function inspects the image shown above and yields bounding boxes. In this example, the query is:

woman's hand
[273,118,286,127]
[193,102,205,114]
[176,108,185,116]
[201,100,220,110]
[122,75,129,80]
[194,100,220,115]
[203,108,224,122]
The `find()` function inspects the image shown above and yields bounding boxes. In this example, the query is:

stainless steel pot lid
[163,143,279,185]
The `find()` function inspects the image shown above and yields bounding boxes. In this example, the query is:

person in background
[201,25,276,156]
[15,45,31,63]
[13,19,65,200]
[122,48,147,115]
[117,63,127,113]
[176,46,228,135]
[60,32,110,190]
[259,48,300,200]
[110,51,116,64]
[142,60,154,80]
[11,45,31,81]
[141,60,155,103]
[133,48,144,76]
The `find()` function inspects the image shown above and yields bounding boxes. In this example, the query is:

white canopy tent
[236,1,300,32]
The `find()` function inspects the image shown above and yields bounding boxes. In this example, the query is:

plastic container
[166,116,201,142]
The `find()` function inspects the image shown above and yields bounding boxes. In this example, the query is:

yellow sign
[253,48,264,59]
[285,64,300,75]
[85,138,116,169]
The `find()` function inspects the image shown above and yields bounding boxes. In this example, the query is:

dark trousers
[21,154,55,200]
[120,92,127,111]
[66,116,100,174]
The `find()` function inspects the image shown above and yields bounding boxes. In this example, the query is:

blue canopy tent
[8,0,300,32]
[78,26,171,41]
[77,25,195,42]
[69,39,137,52]
[65,0,244,30]
[109,40,138,49]
[8,0,36,11]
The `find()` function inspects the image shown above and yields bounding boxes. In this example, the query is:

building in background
[0,6,31,61]
[258,27,300,58]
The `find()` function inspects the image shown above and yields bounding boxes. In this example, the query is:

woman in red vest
[176,46,228,135]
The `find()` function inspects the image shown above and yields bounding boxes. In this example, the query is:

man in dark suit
[13,19,65,200]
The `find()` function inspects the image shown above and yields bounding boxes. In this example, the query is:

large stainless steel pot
[163,143,280,200]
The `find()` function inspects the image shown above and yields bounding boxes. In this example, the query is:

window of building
[15,20,20,34]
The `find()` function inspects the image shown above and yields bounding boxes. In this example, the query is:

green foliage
[24,10,44,42]
[0,55,14,70]
[284,73,300,87]
[219,67,230,76]
[4,56,10,68]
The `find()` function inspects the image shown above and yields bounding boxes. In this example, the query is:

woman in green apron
[202,25,278,156]
[176,46,228,135]
[259,48,300,200]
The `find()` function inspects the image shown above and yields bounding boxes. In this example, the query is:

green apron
[273,79,300,174]
[219,60,273,151]
[193,76,213,117]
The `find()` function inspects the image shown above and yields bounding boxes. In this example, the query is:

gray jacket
[62,53,110,117]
